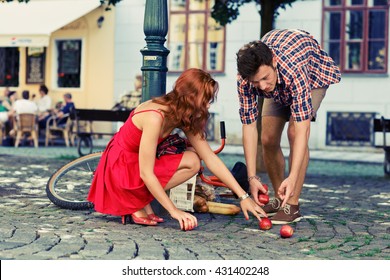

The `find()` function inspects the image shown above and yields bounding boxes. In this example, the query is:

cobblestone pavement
[0,146,389,260]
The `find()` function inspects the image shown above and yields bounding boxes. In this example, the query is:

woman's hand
[240,197,267,222]
[169,209,198,231]
[249,177,268,206]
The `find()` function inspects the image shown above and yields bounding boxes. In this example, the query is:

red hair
[153,68,218,138]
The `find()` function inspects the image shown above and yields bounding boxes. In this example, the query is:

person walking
[236,29,341,224]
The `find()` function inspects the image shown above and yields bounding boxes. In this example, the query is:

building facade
[0,0,116,112]
[2,0,389,152]
[114,0,390,152]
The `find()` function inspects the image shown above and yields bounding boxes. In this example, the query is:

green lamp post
[140,0,170,101]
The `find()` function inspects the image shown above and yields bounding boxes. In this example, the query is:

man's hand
[278,177,295,207]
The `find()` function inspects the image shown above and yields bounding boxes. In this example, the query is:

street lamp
[140,0,170,101]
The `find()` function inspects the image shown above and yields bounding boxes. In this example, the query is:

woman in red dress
[87,68,266,230]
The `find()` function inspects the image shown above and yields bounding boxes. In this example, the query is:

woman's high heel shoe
[121,214,157,226]
[147,214,164,223]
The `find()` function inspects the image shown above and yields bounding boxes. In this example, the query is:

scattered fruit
[280,225,294,238]
[259,218,272,230]
[258,194,269,204]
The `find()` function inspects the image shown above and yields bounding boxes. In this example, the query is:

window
[56,39,82,88]
[168,0,226,73]
[326,111,376,146]
[322,0,389,73]
[0,47,20,87]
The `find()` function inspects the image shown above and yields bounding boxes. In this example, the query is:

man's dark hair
[236,40,273,79]
[7,91,16,98]
[39,84,49,95]
[22,90,30,100]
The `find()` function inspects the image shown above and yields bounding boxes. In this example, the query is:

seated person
[7,90,39,138]
[113,74,142,110]
[0,110,13,129]
[35,84,52,129]
[52,93,75,127]
[0,91,17,135]
[13,90,38,115]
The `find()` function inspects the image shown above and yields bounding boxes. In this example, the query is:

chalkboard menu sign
[26,47,46,84]
[59,40,81,74]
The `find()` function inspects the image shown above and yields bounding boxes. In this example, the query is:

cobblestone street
[0,146,389,261]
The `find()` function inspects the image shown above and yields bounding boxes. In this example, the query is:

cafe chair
[13,113,39,148]
[45,113,74,147]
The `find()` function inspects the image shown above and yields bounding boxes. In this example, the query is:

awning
[0,0,101,47]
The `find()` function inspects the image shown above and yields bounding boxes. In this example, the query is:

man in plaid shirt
[236,29,341,224]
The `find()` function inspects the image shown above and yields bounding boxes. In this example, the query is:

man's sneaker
[270,204,302,224]
[261,197,282,217]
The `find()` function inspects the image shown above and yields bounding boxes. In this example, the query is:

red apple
[258,194,269,204]
[259,218,272,230]
[280,225,294,238]
[262,184,269,193]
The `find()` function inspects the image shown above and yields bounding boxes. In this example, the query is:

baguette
[206,201,241,215]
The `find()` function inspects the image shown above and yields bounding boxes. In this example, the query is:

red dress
[87,109,184,216]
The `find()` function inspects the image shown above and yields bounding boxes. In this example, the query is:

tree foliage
[211,0,298,37]
[3,0,30,2]
[99,0,123,10]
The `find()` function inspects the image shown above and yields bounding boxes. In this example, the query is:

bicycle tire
[77,135,93,156]
[46,152,103,210]
[384,151,390,177]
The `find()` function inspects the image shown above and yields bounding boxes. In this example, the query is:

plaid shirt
[238,29,341,124]
[156,133,187,159]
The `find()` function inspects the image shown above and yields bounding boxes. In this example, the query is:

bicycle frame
[198,121,229,188]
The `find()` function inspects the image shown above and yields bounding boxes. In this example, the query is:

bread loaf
[206,201,241,215]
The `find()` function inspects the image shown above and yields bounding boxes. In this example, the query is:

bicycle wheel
[384,149,390,177]
[77,135,93,156]
[46,152,102,210]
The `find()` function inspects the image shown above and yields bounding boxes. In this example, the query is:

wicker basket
[168,175,197,212]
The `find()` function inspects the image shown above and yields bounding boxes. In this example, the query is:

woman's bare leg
[132,208,149,217]
[143,204,154,215]
[164,150,200,191]
[139,151,200,217]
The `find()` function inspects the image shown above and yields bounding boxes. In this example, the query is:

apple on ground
[259,218,272,230]
[280,225,294,238]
